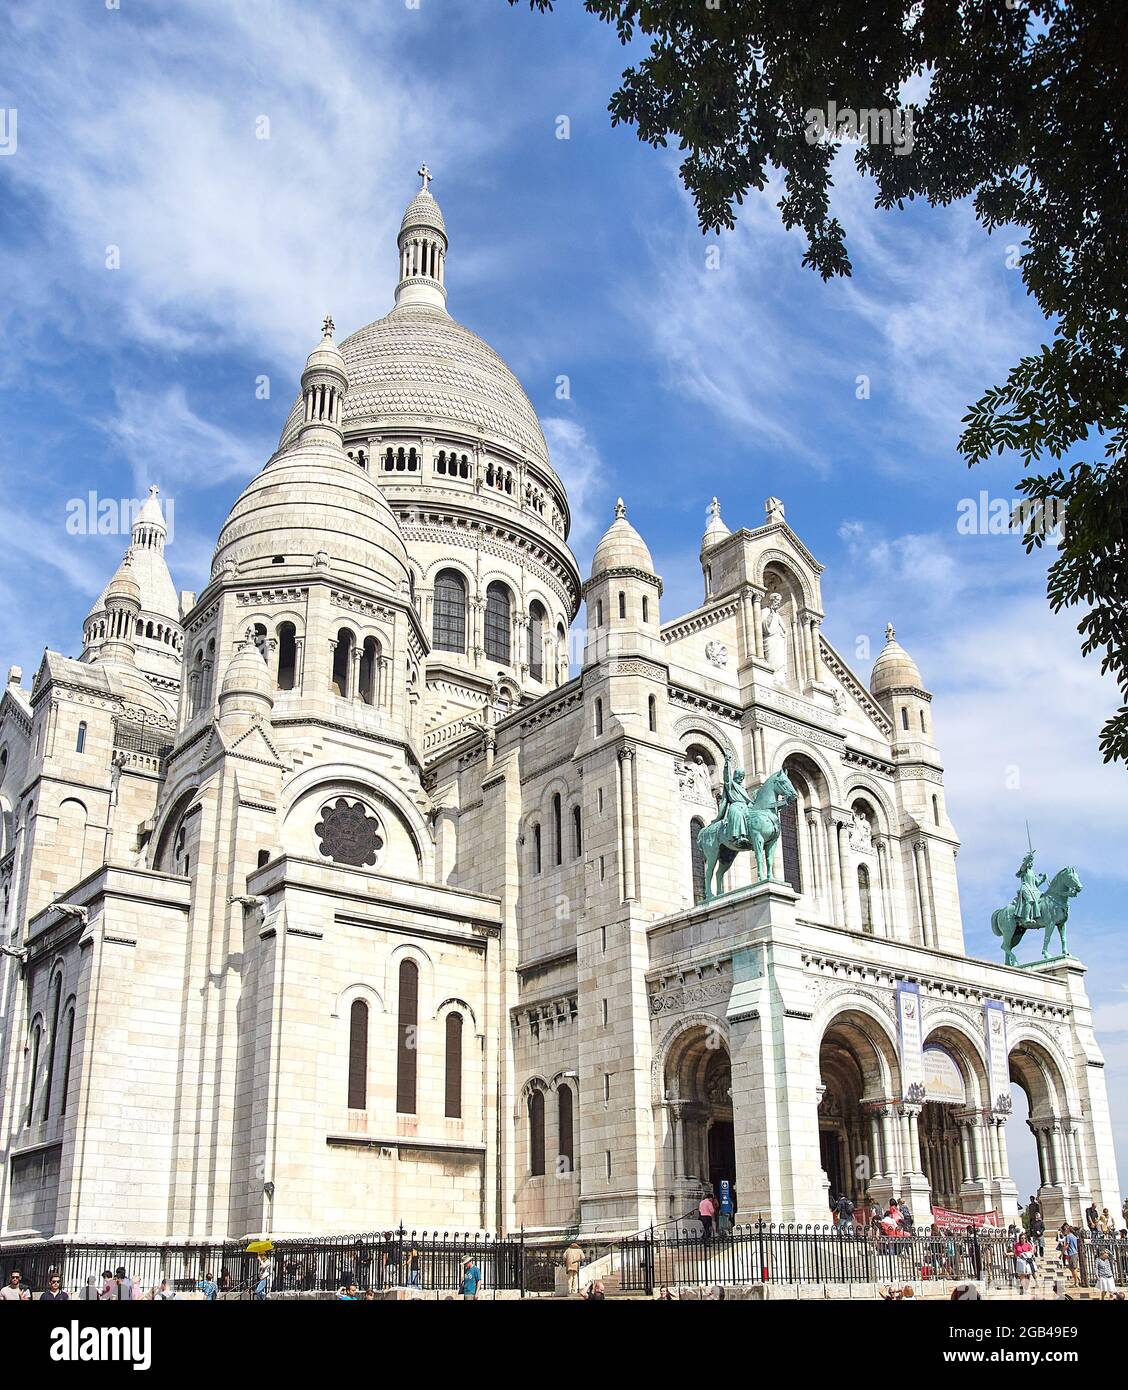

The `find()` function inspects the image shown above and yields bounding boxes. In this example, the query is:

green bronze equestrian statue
[991,848,1082,966]
[696,753,798,901]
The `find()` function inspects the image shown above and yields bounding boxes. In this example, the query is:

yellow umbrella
[245,1239,274,1254]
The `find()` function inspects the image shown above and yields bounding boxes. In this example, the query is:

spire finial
[614,497,626,521]
[709,496,721,519]
[418,162,432,191]
[322,313,335,338]
[885,621,896,642]
[148,484,159,499]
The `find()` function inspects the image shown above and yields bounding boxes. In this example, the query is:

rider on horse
[717,752,755,845]
[1011,850,1046,929]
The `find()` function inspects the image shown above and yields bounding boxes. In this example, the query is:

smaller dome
[135,485,167,535]
[870,622,925,696]
[400,188,446,240]
[104,551,141,607]
[220,630,274,703]
[590,498,655,578]
[303,315,346,379]
[702,496,730,551]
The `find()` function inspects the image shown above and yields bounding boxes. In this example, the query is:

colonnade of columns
[400,236,445,284]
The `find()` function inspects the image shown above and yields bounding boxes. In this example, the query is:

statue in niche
[849,808,873,853]
[761,591,788,678]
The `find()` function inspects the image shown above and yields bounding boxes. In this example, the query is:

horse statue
[991,861,1082,966]
[696,758,798,901]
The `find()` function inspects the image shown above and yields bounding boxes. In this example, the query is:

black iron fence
[0,1228,523,1298]
[616,1221,1089,1295]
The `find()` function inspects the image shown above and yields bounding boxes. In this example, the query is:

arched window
[572,805,582,859]
[42,972,64,1120]
[642,596,649,624]
[276,623,297,691]
[75,722,87,754]
[25,1020,41,1126]
[690,816,706,903]
[433,569,467,653]
[858,864,873,934]
[396,960,419,1114]
[532,823,542,875]
[779,794,802,893]
[618,591,626,620]
[648,695,657,732]
[359,637,379,705]
[901,706,909,731]
[331,628,354,698]
[558,1085,574,1173]
[444,1012,463,1119]
[596,599,604,627]
[552,793,563,867]
[594,698,603,737]
[484,582,511,663]
[920,709,928,733]
[528,601,546,681]
[59,1004,75,1116]
[932,794,940,826]
[347,999,368,1110]
[528,1089,546,1176]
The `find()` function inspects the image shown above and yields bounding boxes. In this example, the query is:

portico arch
[817,1007,900,1210]
[1008,1036,1078,1220]
[657,1020,735,1206]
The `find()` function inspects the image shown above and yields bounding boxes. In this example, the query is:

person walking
[404,1247,421,1288]
[1058,1226,1081,1287]
[1030,1213,1045,1258]
[1085,1201,1099,1233]
[698,1191,716,1240]
[563,1239,585,1295]
[1013,1233,1035,1295]
[197,1272,218,1301]
[254,1252,272,1301]
[1094,1249,1117,1300]
[459,1256,482,1299]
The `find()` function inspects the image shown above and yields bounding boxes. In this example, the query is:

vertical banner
[896,981,925,1101]
[984,998,1009,1112]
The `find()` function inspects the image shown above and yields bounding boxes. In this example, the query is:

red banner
[931,1206,1002,1229]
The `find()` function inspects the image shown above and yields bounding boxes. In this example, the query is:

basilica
[0,174,1119,1245]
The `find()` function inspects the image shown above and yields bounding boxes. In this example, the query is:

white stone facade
[0,177,1119,1244]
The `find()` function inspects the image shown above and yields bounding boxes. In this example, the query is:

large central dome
[277,304,550,464]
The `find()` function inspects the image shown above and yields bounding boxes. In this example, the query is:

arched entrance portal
[818,1010,900,1212]
[663,1026,736,1206]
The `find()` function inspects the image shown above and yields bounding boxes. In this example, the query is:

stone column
[824,815,844,928]
[618,746,637,902]
[874,839,895,939]
[912,840,932,947]
[835,819,852,928]
[751,593,764,660]
[809,618,824,682]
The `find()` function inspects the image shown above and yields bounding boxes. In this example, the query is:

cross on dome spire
[322,314,335,338]
[418,162,432,191]
[885,622,896,642]
[614,498,626,520]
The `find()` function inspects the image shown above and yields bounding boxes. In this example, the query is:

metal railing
[617,1221,1023,1295]
[0,1228,524,1298]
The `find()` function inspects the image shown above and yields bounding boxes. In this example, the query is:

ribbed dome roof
[104,552,141,606]
[93,544,176,622]
[212,433,410,591]
[277,304,551,465]
[870,623,925,696]
[591,499,655,578]
[400,187,446,238]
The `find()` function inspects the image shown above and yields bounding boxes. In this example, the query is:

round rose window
[314,798,384,868]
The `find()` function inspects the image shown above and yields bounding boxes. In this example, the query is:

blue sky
[1,0,1125,1208]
